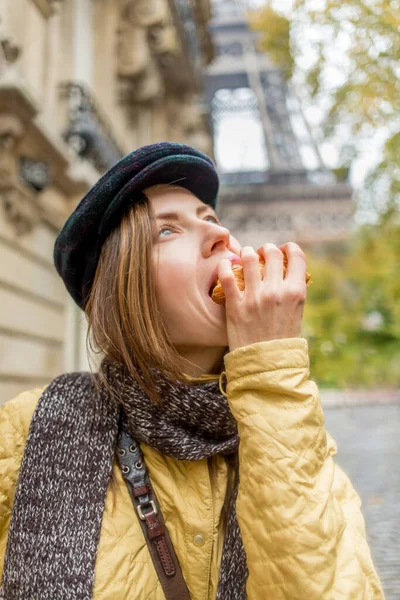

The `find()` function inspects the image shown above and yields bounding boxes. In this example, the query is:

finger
[279,242,307,285]
[241,246,261,296]
[217,259,241,303]
[257,243,284,283]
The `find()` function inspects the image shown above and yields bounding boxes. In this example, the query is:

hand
[217,242,307,352]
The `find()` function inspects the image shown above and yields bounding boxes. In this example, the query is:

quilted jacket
[0,338,384,599]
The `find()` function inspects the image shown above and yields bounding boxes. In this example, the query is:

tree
[249,6,294,79]
[250,1,400,389]
[249,0,400,222]
[302,214,400,389]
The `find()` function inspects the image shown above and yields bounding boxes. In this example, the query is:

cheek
[154,261,192,315]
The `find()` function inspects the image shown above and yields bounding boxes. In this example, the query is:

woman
[0,142,384,599]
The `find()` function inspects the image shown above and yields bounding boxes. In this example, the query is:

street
[323,402,400,599]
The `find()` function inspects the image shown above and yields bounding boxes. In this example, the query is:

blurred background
[0,0,399,595]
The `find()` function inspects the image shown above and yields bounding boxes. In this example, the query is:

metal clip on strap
[117,430,191,600]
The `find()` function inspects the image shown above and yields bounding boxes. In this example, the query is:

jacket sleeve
[221,338,385,600]
[0,389,44,581]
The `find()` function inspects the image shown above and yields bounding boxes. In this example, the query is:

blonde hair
[85,192,227,403]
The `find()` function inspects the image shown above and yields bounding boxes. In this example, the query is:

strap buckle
[137,500,158,520]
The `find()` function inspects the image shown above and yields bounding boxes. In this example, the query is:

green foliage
[303,213,400,389]
[249,0,400,216]
[249,1,400,388]
[249,6,294,79]
[293,0,400,128]
[295,0,400,213]
[332,166,350,182]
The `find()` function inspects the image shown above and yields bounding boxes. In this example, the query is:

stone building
[0,0,215,403]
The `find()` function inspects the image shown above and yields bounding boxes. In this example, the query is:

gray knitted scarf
[0,359,249,600]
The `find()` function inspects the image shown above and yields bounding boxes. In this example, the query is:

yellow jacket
[0,338,384,599]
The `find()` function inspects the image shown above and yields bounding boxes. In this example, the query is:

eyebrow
[155,205,214,221]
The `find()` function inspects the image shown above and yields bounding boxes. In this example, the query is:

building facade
[0,0,215,402]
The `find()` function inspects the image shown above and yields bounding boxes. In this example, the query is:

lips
[207,255,242,297]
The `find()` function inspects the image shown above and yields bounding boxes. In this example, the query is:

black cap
[53,142,220,309]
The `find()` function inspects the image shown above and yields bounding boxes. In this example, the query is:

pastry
[210,254,312,305]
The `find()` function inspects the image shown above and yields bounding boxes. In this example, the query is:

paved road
[323,402,400,600]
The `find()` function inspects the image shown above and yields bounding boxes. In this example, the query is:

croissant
[211,254,312,305]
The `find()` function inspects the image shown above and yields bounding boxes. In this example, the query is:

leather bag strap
[117,429,192,600]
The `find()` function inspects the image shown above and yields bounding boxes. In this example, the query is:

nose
[202,222,232,256]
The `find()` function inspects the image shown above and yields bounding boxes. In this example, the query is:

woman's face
[146,184,242,361]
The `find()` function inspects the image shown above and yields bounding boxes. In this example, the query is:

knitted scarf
[0,359,249,600]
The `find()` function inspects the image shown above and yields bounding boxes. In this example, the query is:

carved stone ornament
[126,0,168,28]
[116,0,179,105]
[0,114,41,235]
[118,62,164,104]
[117,21,151,78]
[0,36,21,66]
[148,24,178,57]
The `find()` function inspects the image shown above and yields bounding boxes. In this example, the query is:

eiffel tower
[204,0,354,253]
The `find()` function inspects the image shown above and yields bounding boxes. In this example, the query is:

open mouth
[208,279,218,298]
[208,264,242,298]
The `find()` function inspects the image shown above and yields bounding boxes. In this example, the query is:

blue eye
[158,215,221,238]
[158,223,176,238]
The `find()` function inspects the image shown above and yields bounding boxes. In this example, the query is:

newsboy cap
[54,142,220,309]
